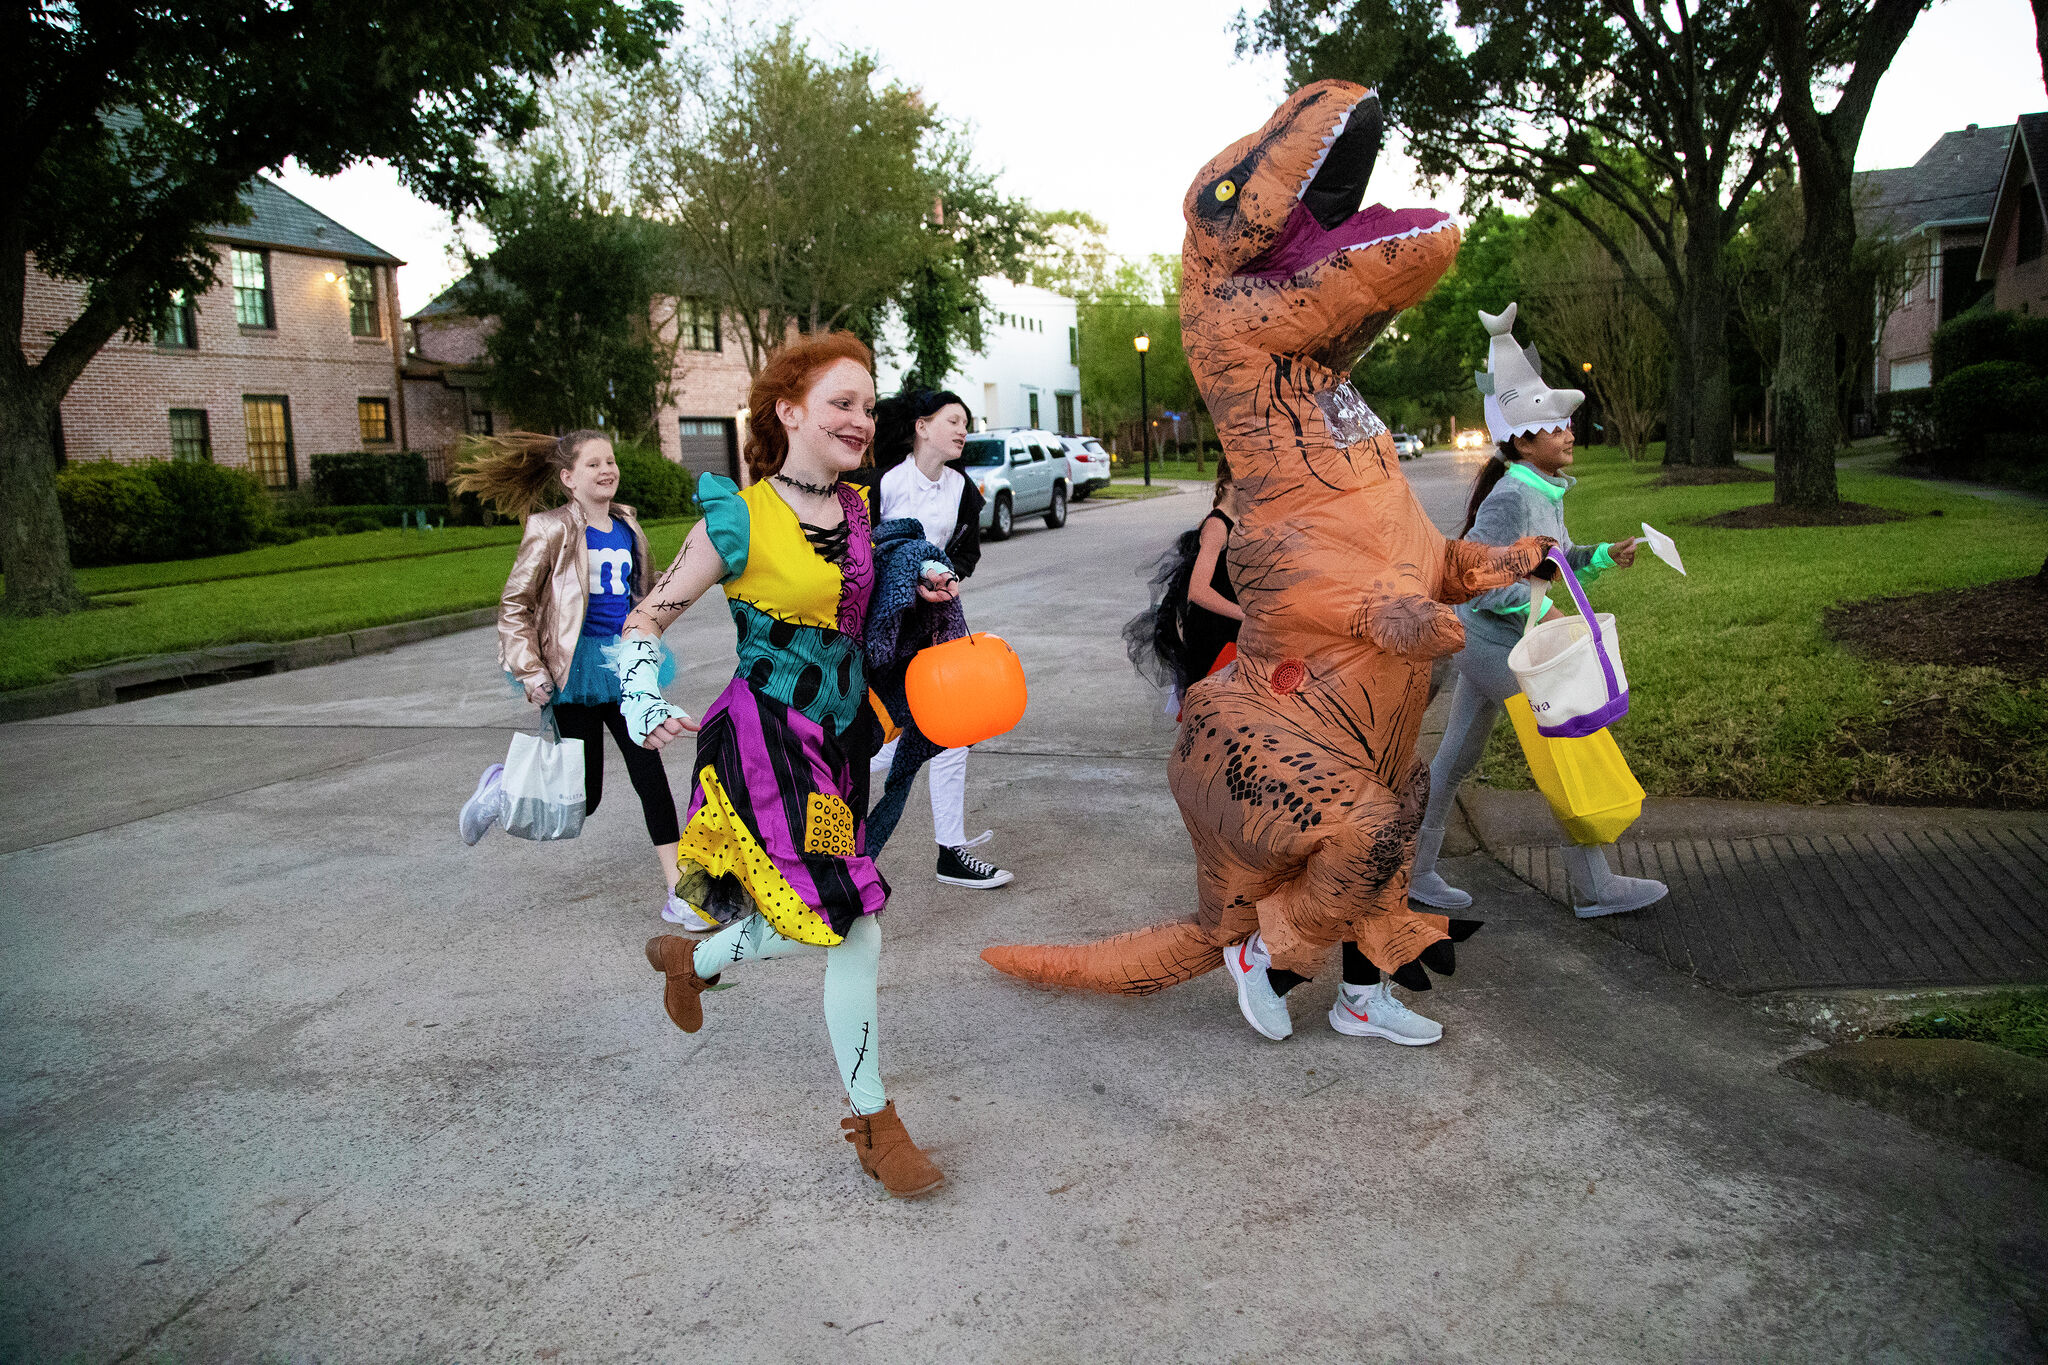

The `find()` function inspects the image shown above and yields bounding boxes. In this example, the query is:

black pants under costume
[551,701,682,845]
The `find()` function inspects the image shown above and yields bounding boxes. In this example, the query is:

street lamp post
[1134,333,1152,486]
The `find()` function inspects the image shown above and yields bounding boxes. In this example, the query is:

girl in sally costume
[619,333,961,1198]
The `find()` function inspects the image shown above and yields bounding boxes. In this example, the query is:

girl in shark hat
[1407,303,1667,928]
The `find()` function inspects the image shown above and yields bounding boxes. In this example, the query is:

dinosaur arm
[1438,535,1555,606]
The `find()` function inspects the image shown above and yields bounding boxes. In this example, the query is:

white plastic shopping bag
[500,710,586,841]
[1506,547,1629,738]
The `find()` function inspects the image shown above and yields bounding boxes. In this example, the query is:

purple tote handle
[1526,546,1628,737]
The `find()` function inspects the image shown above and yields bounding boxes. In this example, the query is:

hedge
[309,451,432,506]
[614,443,696,519]
[56,459,275,566]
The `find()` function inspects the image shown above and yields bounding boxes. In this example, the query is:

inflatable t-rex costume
[984,81,1550,994]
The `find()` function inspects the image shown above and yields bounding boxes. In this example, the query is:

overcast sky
[275,0,2048,314]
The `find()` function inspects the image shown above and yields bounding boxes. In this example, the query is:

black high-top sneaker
[936,844,1014,889]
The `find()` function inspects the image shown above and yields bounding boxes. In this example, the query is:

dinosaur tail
[980,918,1224,997]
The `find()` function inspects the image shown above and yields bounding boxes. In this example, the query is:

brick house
[1860,123,2010,395]
[1975,112,2048,316]
[26,176,407,490]
[405,278,757,482]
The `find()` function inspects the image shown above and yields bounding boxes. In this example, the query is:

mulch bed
[1655,464,1773,486]
[1825,575,2047,676]
[1695,500,1916,529]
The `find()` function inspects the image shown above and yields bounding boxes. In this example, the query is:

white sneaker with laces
[661,892,722,932]
[1328,981,1443,1046]
[1221,932,1293,1041]
[459,764,504,846]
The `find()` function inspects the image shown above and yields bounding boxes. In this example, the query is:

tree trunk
[0,381,83,615]
[1773,231,1848,507]
[1674,226,1737,467]
[1664,342,1695,466]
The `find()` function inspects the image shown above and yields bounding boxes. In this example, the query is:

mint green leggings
[691,913,886,1115]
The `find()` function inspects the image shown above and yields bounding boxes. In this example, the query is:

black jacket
[850,461,985,579]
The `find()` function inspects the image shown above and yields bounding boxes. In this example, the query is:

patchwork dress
[674,475,887,946]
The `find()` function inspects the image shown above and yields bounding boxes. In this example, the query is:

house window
[467,409,494,436]
[1056,393,1076,435]
[168,408,211,461]
[156,291,198,349]
[682,298,721,352]
[1068,326,1078,364]
[232,249,273,328]
[243,395,295,488]
[358,397,393,444]
[1028,391,1041,428]
[2021,181,2044,265]
[347,265,381,337]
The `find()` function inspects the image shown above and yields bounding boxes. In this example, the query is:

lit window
[169,408,211,461]
[243,395,294,487]
[232,249,273,328]
[682,299,721,352]
[358,397,392,444]
[348,265,381,337]
[467,409,493,436]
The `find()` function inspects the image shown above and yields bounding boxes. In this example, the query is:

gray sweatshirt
[1455,462,1611,656]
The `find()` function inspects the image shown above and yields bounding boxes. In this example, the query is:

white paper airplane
[1640,522,1686,575]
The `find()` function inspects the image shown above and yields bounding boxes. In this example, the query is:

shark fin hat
[1474,302,1583,444]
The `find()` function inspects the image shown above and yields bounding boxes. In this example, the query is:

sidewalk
[1416,678,2048,1006]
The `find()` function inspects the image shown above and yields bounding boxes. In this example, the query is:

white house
[875,278,1082,433]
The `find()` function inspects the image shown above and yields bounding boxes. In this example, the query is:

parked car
[1057,435,1114,498]
[1391,432,1423,459]
[961,428,1071,540]
[1454,428,1491,451]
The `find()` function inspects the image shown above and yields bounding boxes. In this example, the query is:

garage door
[677,418,737,479]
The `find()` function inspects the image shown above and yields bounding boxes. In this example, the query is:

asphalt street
[1,452,2043,1363]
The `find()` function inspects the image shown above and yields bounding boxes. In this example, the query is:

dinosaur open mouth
[1242,91,1454,283]
[1242,202,1455,283]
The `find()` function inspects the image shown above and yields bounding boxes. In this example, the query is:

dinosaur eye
[1214,180,1237,203]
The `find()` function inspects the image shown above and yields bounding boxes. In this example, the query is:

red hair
[745,331,875,481]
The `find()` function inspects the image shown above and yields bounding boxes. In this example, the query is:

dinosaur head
[1182,80,1458,370]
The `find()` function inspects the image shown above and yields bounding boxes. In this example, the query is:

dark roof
[1976,113,2048,281]
[409,267,491,321]
[1854,122,2014,236]
[207,176,402,264]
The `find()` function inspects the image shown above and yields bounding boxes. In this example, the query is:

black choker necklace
[773,471,841,497]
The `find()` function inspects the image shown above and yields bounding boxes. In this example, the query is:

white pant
[870,739,968,848]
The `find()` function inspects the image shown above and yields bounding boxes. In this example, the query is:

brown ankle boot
[644,935,719,1033]
[840,1101,944,1198]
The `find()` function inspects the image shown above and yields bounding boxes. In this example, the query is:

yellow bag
[1502,568,1641,846]
[1505,694,1643,846]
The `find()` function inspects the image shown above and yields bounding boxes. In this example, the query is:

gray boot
[1409,827,1473,910]
[1558,845,1667,918]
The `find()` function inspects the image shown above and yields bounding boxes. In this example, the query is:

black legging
[551,701,682,845]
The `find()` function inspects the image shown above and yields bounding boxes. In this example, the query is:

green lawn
[1880,989,2048,1058]
[1474,446,2048,807]
[0,519,695,693]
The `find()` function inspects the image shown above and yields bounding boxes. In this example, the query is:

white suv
[1057,435,1113,499]
[962,428,1071,540]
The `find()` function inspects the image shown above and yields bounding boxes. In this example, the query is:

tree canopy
[5,0,679,615]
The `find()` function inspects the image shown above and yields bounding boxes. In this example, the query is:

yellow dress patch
[804,793,856,857]
[676,765,842,946]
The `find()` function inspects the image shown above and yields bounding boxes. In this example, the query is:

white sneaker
[1328,981,1443,1046]
[459,764,504,846]
[1221,933,1293,1041]
[661,892,723,933]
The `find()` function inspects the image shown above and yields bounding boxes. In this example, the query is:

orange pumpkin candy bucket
[905,633,1028,748]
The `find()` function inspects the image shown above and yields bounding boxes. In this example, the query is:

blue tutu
[506,633,677,707]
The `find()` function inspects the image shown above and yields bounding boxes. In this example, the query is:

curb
[0,607,497,726]
[1779,1038,2047,1173]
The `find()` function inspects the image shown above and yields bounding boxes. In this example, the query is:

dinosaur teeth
[1337,219,1459,254]
[1297,106,1353,200]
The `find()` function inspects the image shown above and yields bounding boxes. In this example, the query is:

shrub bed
[56,459,274,566]
[309,451,432,506]
[614,443,696,519]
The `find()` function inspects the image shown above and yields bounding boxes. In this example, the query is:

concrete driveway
[2,454,2043,1363]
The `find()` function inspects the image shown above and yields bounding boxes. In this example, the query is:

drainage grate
[1504,827,2048,993]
